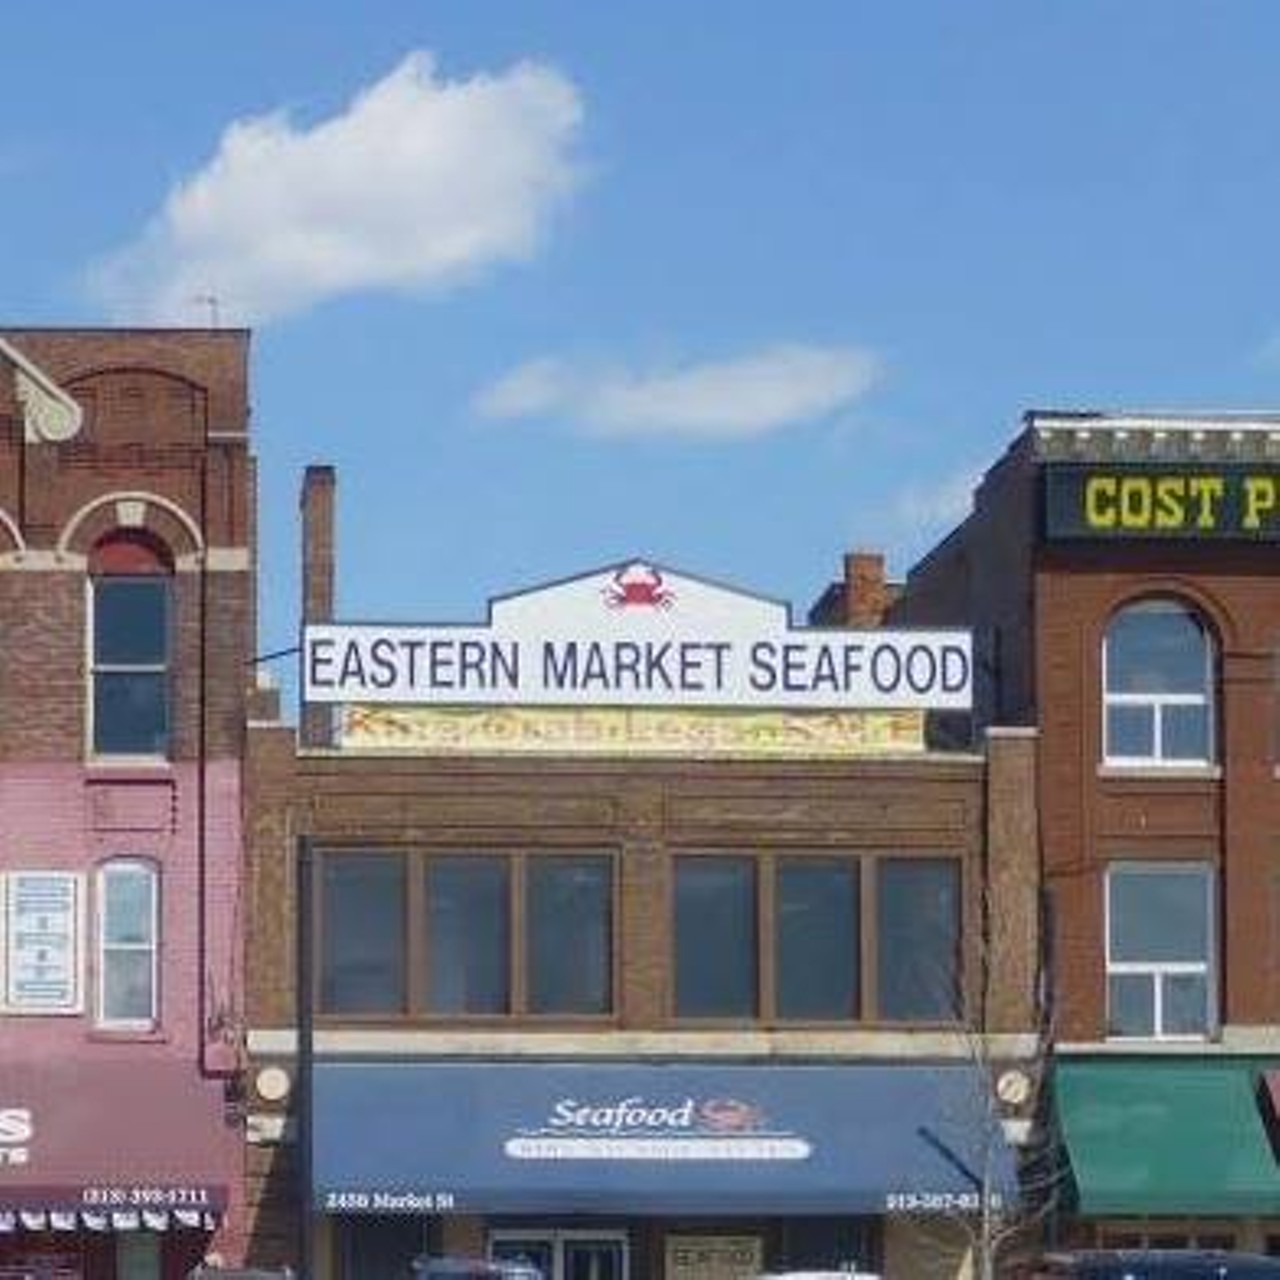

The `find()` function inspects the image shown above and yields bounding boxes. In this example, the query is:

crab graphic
[698,1097,764,1133]
[602,562,676,610]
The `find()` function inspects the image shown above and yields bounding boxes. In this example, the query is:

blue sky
[7,1,1280,697]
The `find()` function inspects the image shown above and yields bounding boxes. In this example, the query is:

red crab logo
[602,562,676,610]
[698,1098,763,1132]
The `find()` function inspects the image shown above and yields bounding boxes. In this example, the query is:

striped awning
[0,1208,219,1233]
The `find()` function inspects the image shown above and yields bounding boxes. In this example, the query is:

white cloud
[890,465,980,531]
[473,344,881,440]
[89,52,584,325]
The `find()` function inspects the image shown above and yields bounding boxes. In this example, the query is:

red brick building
[886,410,1280,1253]
[0,331,256,1280]
[240,470,1043,1280]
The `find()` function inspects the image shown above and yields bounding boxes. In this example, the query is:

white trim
[0,550,86,571]
[245,1026,1044,1059]
[58,491,204,558]
[0,507,24,554]
[0,336,84,442]
[176,548,251,572]
[1101,599,1215,767]
[1098,763,1222,781]
[95,859,160,1031]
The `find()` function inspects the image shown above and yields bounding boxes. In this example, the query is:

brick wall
[0,329,257,1262]
[245,749,998,1031]
[890,429,1280,1042]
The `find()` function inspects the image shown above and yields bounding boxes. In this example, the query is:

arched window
[89,531,172,757]
[1102,598,1214,766]
[96,859,159,1029]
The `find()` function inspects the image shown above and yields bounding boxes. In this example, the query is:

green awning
[1057,1058,1280,1216]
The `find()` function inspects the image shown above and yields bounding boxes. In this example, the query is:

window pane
[1108,972,1155,1037]
[565,1241,626,1280]
[1106,704,1154,759]
[95,579,168,664]
[1106,605,1208,695]
[877,859,960,1020]
[1164,971,1210,1035]
[103,868,153,946]
[1109,868,1210,963]
[528,856,611,1015]
[776,859,858,1019]
[426,857,509,1014]
[103,949,154,1022]
[675,858,757,1017]
[1162,704,1210,760]
[94,673,169,754]
[320,854,406,1013]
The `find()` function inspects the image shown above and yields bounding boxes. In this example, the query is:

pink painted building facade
[0,331,255,1280]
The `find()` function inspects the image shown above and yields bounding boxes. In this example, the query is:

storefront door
[491,1231,627,1280]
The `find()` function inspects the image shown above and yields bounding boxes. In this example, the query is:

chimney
[300,466,336,748]
[842,551,891,627]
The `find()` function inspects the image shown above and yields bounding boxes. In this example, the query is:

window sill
[1098,763,1222,781]
[85,758,174,779]
[88,1026,167,1044]
[1096,1034,1216,1050]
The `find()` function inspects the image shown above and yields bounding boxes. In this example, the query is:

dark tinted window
[675,858,757,1017]
[95,579,168,663]
[320,854,406,1013]
[93,578,170,755]
[426,857,510,1014]
[776,859,859,1019]
[528,856,612,1015]
[877,858,961,1020]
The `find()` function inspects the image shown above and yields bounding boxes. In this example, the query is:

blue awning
[311,1059,1015,1216]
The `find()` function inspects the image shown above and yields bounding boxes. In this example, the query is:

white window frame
[96,859,160,1030]
[86,574,172,761]
[0,871,85,1015]
[489,1229,630,1280]
[1105,862,1216,1042]
[1102,599,1214,767]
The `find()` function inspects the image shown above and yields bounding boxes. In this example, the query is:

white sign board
[303,560,972,712]
[4,873,80,1013]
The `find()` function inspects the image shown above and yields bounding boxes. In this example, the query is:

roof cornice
[0,336,84,442]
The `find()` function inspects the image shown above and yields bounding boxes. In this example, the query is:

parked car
[755,1271,882,1279]
[1034,1250,1280,1278]
[411,1258,542,1280]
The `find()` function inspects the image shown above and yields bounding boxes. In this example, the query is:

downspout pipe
[297,836,316,1280]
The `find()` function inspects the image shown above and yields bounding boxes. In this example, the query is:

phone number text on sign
[81,1186,215,1208]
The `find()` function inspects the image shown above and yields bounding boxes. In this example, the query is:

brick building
[0,331,255,1280]
[240,471,1043,1280]
[885,410,1280,1253]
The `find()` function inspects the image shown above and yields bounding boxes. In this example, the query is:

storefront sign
[665,1235,762,1280]
[1044,463,1280,539]
[4,873,79,1012]
[311,1059,1016,1215]
[503,1093,811,1162]
[1,1061,234,1220]
[303,561,972,711]
[339,705,926,757]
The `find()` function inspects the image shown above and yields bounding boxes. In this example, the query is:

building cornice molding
[0,336,84,442]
